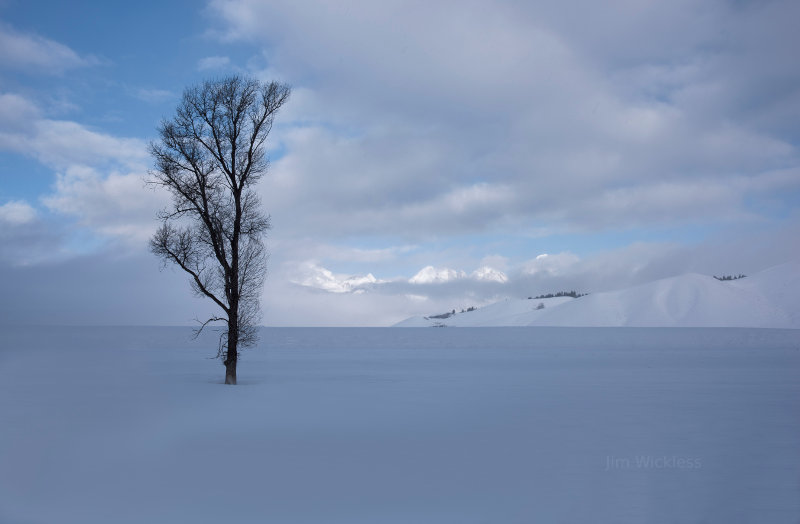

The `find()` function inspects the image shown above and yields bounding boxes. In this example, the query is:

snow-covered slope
[395,262,800,328]
[738,261,800,327]
[396,296,574,327]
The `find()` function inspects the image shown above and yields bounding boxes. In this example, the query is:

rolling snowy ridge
[396,262,800,328]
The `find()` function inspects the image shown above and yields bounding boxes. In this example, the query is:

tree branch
[192,316,227,340]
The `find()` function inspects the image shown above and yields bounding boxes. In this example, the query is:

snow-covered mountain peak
[292,262,380,293]
[409,266,467,284]
[409,265,508,284]
[471,266,509,283]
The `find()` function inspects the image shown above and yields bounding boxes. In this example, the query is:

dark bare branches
[149,75,290,384]
[192,316,227,339]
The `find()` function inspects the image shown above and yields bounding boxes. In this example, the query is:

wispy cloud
[134,88,173,103]
[0,23,99,73]
[0,93,164,248]
[41,165,167,246]
[197,55,231,71]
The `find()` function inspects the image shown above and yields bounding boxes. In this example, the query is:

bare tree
[149,76,290,384]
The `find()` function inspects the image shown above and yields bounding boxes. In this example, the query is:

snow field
[1,326,799,523]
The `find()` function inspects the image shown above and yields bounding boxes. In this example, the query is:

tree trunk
[224,356,237,385]
[224,323,238,385]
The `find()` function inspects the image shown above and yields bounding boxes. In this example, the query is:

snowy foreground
[396,261,800,328]
[2,326,800,523]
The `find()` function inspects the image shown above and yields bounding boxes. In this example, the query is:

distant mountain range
[395,262,800,328]
[409,265,509,284]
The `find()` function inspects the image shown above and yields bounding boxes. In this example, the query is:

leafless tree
[149,76,290,384]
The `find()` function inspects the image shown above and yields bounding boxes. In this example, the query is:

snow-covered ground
[2,326,799,523]
[396,261,800,328]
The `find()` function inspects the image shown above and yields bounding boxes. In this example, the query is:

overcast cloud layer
[1,0,799,325]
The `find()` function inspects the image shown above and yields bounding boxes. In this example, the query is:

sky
[1,0,799,326]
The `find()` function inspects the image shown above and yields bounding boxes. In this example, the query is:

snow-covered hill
[395,262,800,328]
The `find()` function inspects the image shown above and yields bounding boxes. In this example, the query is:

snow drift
[395,261,800,328]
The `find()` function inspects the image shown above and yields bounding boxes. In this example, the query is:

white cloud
[134,88,173,103]
[0,93,41,131]
[310,243,418,264]
[41,166,167,246]
[0,200,36,224]
[0,93,161,247]
[211,0,799,242]
[479,255,510,272]
[522,253,581,277]
[0,23,97,73]
[197,55,231,71]
[0,95,148,171]
[29,119,148,170]
[262,123,523,239]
